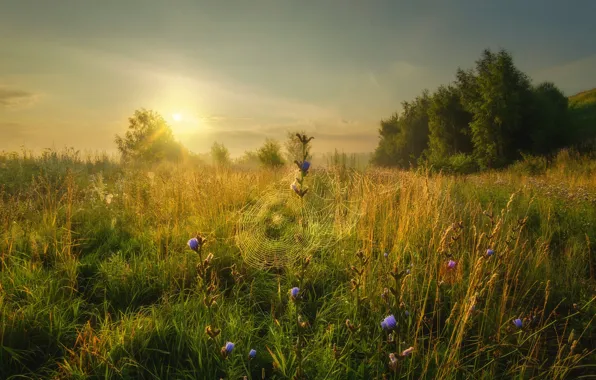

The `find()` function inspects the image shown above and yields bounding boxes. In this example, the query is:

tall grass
[0,148,594,379]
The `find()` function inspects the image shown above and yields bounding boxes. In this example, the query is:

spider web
[235,171,361,269]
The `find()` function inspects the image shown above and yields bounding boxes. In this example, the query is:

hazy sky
[1,0,596,156]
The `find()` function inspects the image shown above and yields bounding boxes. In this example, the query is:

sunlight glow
[172,113,183,122]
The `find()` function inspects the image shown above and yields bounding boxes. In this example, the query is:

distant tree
[235,150,260,169]
[210,142,230,166]
[257,138,285,168]
[114,109,184,163]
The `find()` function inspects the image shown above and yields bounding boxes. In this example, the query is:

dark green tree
[425,84,473,163]
[114,109,185,163]
[527,82,569,154]
[372,91,431,167]
[456,49,534,168]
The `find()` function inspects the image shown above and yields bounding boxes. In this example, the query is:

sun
[172,113,183,122]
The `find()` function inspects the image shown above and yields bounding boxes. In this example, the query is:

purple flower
[384,252,389,258]
[486,249,495,257]
[188,238,199,251]
[290,287,300,299]
[301,161,311,172]
[249,349,257,359]
[513,318,523,329]
[291,182,300,195]
[405,310,410,317]
[225,342,234,354]
[381,315,397,331]
[447,260,457,269]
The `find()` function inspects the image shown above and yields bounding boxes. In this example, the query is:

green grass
[0,149,595,379]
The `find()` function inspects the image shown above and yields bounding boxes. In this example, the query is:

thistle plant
[289,133,314,379]
[290,133,313,202]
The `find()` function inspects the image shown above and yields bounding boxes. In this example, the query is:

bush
[510,153,548,175]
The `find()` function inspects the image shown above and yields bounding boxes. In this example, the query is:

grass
[0,147,595,379]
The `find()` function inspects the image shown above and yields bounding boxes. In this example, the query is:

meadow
[0,148,595,379]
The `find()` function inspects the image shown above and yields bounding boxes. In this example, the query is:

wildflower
[291,182,299,194]
[401,346,414,356]
[188,238,200,251]
[513,318,523,329]
[406,269,410,275]
[290,287,300,300]
[220,341,235,358]
[405,310,410,317]
[486,249,495,257]
[249,349,257,359]
[384,252,389,258]
[447,260,457,270]
[188,236,206,252]
[345,319,358,332]
[381,288,390,302]
[204,325,220,339]
[381,315,397,331]
[301,161,311,172]
[388,353,398,372]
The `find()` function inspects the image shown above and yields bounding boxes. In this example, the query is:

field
[0,149,595,379]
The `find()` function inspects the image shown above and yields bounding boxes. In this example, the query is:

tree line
[372,48,594,172]
[114,110,308,168]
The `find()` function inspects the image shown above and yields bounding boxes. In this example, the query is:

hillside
[569,88,596,147]
[569,87,596,107]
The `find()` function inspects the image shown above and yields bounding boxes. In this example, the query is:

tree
[456,49,534,168]
[425,85,473,163]
[235,150,260,169]
[528,82,569,154]
[372,91,431,167]
[114,109,184,163]
[211,142,230,166]
[257,139,285,168]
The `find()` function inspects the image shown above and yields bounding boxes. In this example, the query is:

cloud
[532,54,596,95]
[0,87,39,108]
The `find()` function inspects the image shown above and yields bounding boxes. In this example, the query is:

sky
[1,0,596,157]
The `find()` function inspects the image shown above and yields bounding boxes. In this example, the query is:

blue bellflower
[188,238,199,251]
[381,315,397,331]
[301,161,311,172]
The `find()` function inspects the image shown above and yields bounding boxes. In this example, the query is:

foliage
[373,48,575,170]
[211,141,231,166]
[114,109,185,164]
[425,84,473,163]
[1,150,595,379]
[569,88,596,152]
[234,150,260,169]
[372,91,431,167]
[257,138,285,168]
